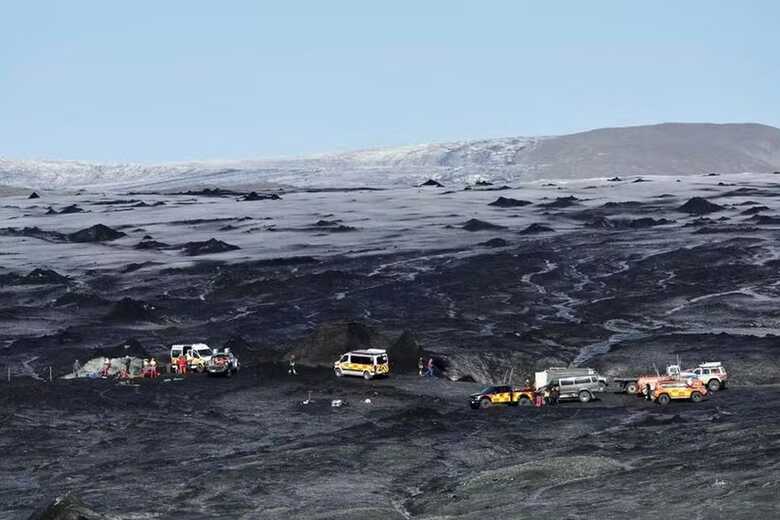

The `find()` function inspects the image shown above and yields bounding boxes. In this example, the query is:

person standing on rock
[417,357,424,376]
[288,355,298,376]
[100,357,111,378]
[73,359,81,377]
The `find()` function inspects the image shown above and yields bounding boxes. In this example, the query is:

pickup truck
[469,385,535,409]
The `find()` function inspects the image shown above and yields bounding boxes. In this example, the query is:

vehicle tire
[363,371,372,380]
[657,394,671,406]
[578,390,592,403]
[707,379,721,392]
[518,396,532,406]
[690,391,702,403]
[479,398,492,409]
[626,382,638,394]
[335,368,343,377]
[197,365,205,373]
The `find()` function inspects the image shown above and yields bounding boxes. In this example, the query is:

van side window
[340,355,348,362]
[560,379,573,386]
[351,355,370,365]
[574,377,590,384]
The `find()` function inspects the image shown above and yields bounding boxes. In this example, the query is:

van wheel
[626,382,638,394]
[363,371,372,380]
[518,396,532,406]
[578,390,592,403]
[707,379,721,392]
[479,398,492,409]
[335,368,343,377]
[657,394,671,406]
[690,391,703,403]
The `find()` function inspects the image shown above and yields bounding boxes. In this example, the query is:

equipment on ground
[333,349,390,380]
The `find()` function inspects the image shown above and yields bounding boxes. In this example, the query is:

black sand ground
[3,178,780,517]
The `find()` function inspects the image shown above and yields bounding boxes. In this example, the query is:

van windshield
[376,355,388,364]
[197,348,213,357]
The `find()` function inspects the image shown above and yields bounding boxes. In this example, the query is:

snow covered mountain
[2,123,780,190]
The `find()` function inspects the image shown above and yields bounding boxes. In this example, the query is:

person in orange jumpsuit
[177,354,188,375]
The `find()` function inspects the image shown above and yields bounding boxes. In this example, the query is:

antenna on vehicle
[652,363,660,377]
[507,366,514,385]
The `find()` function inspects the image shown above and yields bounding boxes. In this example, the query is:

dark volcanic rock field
[2,174,780,518]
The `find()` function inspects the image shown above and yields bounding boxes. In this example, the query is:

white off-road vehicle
[683,362,728,391]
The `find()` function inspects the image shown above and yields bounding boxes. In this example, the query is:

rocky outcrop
[67,224,126,242]
[181,238,240,256]
[27,494,113,520]
[677,197,724,215]
[462,219,506,231]
[488,197,531,208]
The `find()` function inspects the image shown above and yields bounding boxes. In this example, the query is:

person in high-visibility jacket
[177,354,188,375]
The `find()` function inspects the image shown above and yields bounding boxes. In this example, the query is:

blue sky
[2,1,778,162]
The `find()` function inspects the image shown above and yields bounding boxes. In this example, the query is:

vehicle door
[492,386,511,404]
[350,355,370,374]
[559,378,575,398]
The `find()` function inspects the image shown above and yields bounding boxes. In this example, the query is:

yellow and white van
[170,343,213,372]
[334,349,390,380]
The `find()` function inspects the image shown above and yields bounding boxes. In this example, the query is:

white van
[170,343,213,372]
[334,349,390,379]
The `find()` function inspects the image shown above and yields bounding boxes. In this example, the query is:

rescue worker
[288,355,298,376]
[534,389,545,407]
[644,383,652,401]
[543,386,551,405]
[100,357,111,378]
[551,384,560,405]
[425,358,434,377]
[150,357,158,378]
[177,354,188,375]
[73,359,81,376]
[417,357,424,376]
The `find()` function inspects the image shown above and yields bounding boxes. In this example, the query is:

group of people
[539,384,560,406]
[525,378,560,407]
[78,356,161,379]
[417,357,435,377]
[142,358,160,378]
